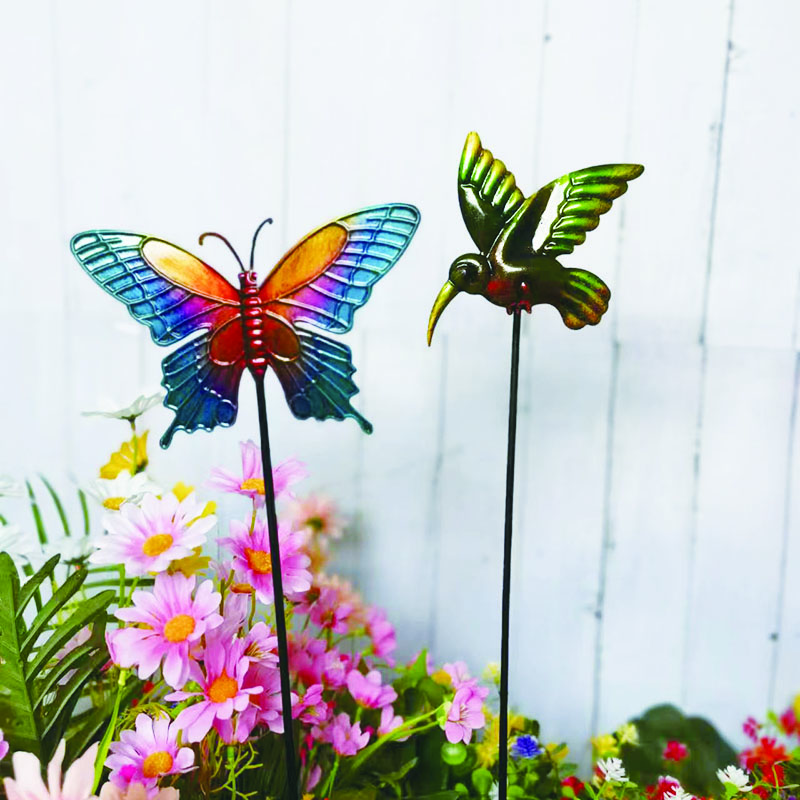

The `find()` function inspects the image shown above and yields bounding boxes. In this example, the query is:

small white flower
[0,476,23,498]
[0,523,43,565]
[85,470,163,511]
[597,757,627,783]
[665,788,694,800]
[717,766,753,792]
[82,391,164,421]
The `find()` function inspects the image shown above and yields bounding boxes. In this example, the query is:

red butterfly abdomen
[238,272,300,377]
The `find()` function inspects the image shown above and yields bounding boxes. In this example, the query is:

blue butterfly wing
[271,330,371,433]
[261,204,420,333]
[259,204,419,432]
[71,231,245,447]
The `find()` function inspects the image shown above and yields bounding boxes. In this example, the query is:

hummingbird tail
[556,268,611,330]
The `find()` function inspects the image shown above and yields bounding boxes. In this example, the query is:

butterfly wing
[258,204,419,430]
[530,164,645,257]
[458,131,526,254]
[71,231,245,447]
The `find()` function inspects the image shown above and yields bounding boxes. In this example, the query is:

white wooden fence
[1,0,798,764]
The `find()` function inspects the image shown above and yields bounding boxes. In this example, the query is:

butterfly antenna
[198,231,245,272]
[250,218,274,272]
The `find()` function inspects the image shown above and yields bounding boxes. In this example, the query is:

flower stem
[93,667,129,792]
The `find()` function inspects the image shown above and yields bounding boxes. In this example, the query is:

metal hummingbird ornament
[72,204,420,800]
[428,131,643,800]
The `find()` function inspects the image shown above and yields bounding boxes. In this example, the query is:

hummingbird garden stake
[72,204,420,799]
[428,132,643,800]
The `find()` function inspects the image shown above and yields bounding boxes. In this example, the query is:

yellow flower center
[240,478,265,495]
[163,614,196,643]
[103,496,125,510]
[142,750,174,778]
[208,671,238,703]
[245,548,272,574]
[142,533,174,557]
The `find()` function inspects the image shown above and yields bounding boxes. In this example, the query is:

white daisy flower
[0,523,42,565]
[0,476,23,497]
[665,788,695,800]
[717,766,753,792]
[85,470,163,511]
[82,391,164,421]
[597,757,627,783]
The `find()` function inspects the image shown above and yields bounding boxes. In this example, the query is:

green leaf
[0,553,114,761]
[39,475,71,538]
[442,742,468,766]
[395,649,430,695]
[25,480,47,546]
[78,489,90,537]
[471,768,494,796]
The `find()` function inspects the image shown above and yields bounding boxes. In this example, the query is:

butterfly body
[72,204,420,447]
[427,132,643,342]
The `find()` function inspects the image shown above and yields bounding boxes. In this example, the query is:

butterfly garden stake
[72,204,420,799]
[428,132,643,800]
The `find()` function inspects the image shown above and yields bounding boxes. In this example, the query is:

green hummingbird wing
[457,132,526,254]
[530,164,644,257]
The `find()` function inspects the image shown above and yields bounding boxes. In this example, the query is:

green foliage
[0,552,114,766]
[622,704,738,797]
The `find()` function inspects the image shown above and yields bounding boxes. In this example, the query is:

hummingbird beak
[427,280,459,346]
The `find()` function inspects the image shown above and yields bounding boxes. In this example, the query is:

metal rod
[498,308,522,800]
[254,375,298,800]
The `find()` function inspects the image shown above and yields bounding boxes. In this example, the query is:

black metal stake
[254,375,299,800]
[498,308,522,800]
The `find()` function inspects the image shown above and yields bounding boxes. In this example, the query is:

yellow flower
[171,482,193,502]
[431,669,452,688]
[483,662,501,684]
[475,737,498,768]
[592,733,619,759]
[547,742,569,762]
[616,722,639,746]
[509,713,525,733]
[793,693,800,720]
[100,432,149,479]
[168,547,211,577]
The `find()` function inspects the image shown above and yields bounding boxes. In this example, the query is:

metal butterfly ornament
[72,204,420,447]
[427,132,644,342]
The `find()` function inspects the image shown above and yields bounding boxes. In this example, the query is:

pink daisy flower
[378,705,407,740]
[288,495,343,539]
[346,669,397,709]
[289,633,328,686]
[208,442,306,506]
[220,518,311,605]
[235,662,289,738]
[296,586,354,634]
[443,684,487,744]
[327,713,370,757]
[107,573,222,689]
[166,638,262,743]
[3,740,97,800]
[91,493,215,576]
[366,607,397,664]
[106,714,194,794]
[0,729,8,761]
[214,594,278,668]
[293,684,331,726]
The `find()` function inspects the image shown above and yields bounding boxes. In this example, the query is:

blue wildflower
[511,734,544,759]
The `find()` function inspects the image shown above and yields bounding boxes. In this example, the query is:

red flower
[741,737,788,786]
[562,776,585,799]
[647,777,681,800]
[752,788,768,800]
[780,707,799,736]
[663,740,689,762]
